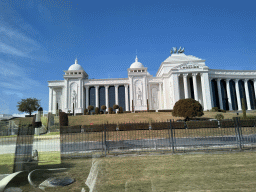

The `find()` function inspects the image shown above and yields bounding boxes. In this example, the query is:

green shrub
[109,107,113,114]
[86,112,89,115]
[113,104,119,113]
[88,105,94,115]
[215,113,224,120]
[101,105,106,114]
[95,107,99,114]
[100,111,103,114]
[186,121,218,128]
[84,109,88,115]
[119,107,123,113]
[172,98,204,121]
[212,107,219,112]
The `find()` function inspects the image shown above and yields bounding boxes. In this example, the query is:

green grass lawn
[0,152,61,174]
[96,151,256,192]
[2,151,256,191]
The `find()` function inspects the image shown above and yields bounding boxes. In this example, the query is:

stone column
[192,73,198,101]
[143,77,146,106]
[78,79,82,109]
[65,79,69,111]
[105,85,109,111]
[52,89,56,114]
[217,78,223,110]
[244,79,251,110]
[95,85,99,108]
[49,87,53,113]
[225,79,233,111]
[183,73,189,99]
[130,77,133,111]
[85,86,89,109]
[172,74,180,104]
[115,85,119,112]
[209,78,214,108]
[124,84,129,111]
[235,79,242,111]
[159,83,162,110]
[163,80,167,109]
[254,80,256,103]
[200,73,212,110]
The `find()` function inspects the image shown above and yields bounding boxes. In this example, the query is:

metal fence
[59,117,256,159]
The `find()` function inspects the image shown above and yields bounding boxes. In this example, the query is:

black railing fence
[59,118,256,159]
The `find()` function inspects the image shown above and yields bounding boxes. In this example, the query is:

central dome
[130,56,144,68]
[68,59,84,71]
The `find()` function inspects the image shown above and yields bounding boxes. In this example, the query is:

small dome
[130,56,144,68]
[68,59,84,71]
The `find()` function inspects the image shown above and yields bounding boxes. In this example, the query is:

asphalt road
[1,135,256,155]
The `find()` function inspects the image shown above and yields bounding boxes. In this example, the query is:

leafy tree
[119,106,123,113]
[113,104,119,113]
[17,98,41,116]
[101,105,106,114]
[109,107,113,114]
[95,107,99,114]
[88,105,94,115]
[172,98,204,121]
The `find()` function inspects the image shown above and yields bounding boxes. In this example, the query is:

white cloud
[0,42,29,58]
[3,90,23,98]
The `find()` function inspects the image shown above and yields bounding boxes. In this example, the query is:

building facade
[48,51,256,114]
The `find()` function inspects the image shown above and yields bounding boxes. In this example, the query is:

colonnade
[211,78,256,111]
[84,84,130,111]
[176,72,212,110]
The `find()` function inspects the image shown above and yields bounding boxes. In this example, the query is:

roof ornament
[135,55,138,62]
[171,47,185,55]
[75,58,78,64]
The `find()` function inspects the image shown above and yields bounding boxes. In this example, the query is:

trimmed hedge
[171,122,186,129]
[158,110,173,112]
[123,111,131,113]
[60,125,81,134]
[149,110,156,112]
[220,120,235,128]
[81,124,104,132]
[186,121,218,128]
[151,122,170,130]
[119,123,149,131]
[239,119,256,127]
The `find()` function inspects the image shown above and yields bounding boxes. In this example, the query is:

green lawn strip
[0,152,61,174]
[95,152,256,191]
[0,153,14,174]
[38,151,61,166]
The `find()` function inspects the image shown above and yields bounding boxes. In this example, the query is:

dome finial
[75,58,78,64]
[135,55,138,62]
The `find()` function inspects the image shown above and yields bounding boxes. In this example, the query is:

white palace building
[48,49,256,114]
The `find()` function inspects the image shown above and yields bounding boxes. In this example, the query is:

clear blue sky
[0,0,255,116]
